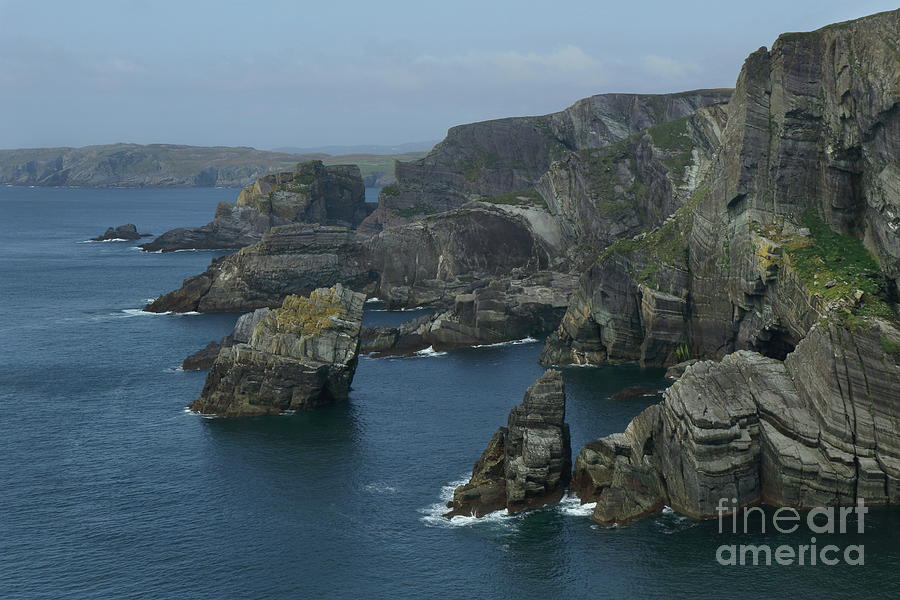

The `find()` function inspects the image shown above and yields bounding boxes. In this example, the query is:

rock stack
[189,284,365,417]
[445,370,571,517]
[90,224,150,241]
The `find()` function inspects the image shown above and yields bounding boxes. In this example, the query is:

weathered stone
[445,370,571,517]
[182,309,271,370]
[572,315,900,526]
[141,161,371,252]
[189,285,365,417]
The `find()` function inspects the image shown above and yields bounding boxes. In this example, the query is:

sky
[0,0,895,150]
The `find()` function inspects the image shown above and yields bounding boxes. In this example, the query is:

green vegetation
[462,150,500,182]
[269,289,346,336]
[675,343,691,362]
[479,189,546,208]
[882,337,900,356]
[394,201,437,218]
[647,117,694,183]
[779,213,896,322]
[381,183,401,197]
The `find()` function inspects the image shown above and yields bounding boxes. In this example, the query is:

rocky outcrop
[144,225,374,313]
[572,315,900,525]
[140,161,370,252]
[90,224,151,241]
[445,370,571,517]
[368,202,565,308]
[360,89,731,234]
[182,308,271,370]
[189,285,365,417]
[363,272,576,355]
[543,10,900,368]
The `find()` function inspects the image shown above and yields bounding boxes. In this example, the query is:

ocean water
[0,186,897,599]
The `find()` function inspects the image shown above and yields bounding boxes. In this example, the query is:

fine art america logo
[715,498,867,566]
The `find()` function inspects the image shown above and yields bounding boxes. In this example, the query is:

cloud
[414,45,606,86]
[641,55,699,79]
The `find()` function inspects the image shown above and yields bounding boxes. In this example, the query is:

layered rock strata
[189,284,365,417]
[361,89,731,233]
[141,161,370,252]
[363,272,577,355]
[571,316,900,525]
[144,224,374,313]
[182,308,271,370]
[445,370,571,517]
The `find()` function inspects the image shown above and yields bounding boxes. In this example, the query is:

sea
[1,186,897,599]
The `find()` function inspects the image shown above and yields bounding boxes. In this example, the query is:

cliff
[140,161,371,252]
[543,9,900,368]
[360,89,732,233]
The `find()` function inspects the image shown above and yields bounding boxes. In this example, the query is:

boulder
[445,370,571,517]
[189,285,365,417]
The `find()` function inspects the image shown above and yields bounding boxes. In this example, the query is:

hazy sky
[0,0,895,150]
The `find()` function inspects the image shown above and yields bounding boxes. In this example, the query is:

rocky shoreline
[131,10,898,523]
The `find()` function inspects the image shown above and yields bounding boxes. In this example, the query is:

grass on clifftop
[270,289,347,336]
[393,201,437,218]
[775,213,897,322]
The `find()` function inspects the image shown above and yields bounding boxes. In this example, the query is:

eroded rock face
[90,224,150,241]
[361,89,731,234]
[140,161,370,252]
[572,316,900,526]
[367,203,564,308]
[181,308,271,370]
[445,370,571,517]
[363,272,577,355]
[544,10,900,368]
[189,285,365,417]
[144,225,375,313]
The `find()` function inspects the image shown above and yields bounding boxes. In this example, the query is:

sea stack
[90,223,150,241]
[189,284,365,417]
[445,370,571,517]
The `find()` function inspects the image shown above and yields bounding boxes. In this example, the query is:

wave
[120,308,202,316]
[77,238,131,243]
[413,346,447,358]
[367,306,428,312]
[558,495,597,517]
[163,366,184,373]
[365,297,382,304]
[364,482,399,494]
[471,337,539,349]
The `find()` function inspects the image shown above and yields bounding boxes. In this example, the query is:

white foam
[120,308,201,316]
[413,346,447,357]
[420,476,520,528]
[364,483,399,494]
[558,495,597,517]
[79,238,130,243]
[163,366,184,373]
[173,248,234,252]
[471,336,539,348]
[365,297,381,304]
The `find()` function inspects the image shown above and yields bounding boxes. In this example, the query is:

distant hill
[0,143,428,188]
[272,141,437,155]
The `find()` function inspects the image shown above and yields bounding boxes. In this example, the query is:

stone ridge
[189,284,366,417]
[445,370,571,517]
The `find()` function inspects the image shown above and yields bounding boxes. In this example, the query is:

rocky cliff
[445,370,571,517]
[543,9,900,368]
[141,161,371,252]
[190,284,365,417]
[572,315,900,525]
[145,224,374,313]
[360,89,731,233]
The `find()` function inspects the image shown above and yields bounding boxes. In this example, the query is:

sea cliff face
[360,89,732,233]
[140,160,371,252]
[190,284,365,417]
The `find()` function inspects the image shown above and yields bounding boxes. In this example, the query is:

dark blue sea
[1,186,897,599]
